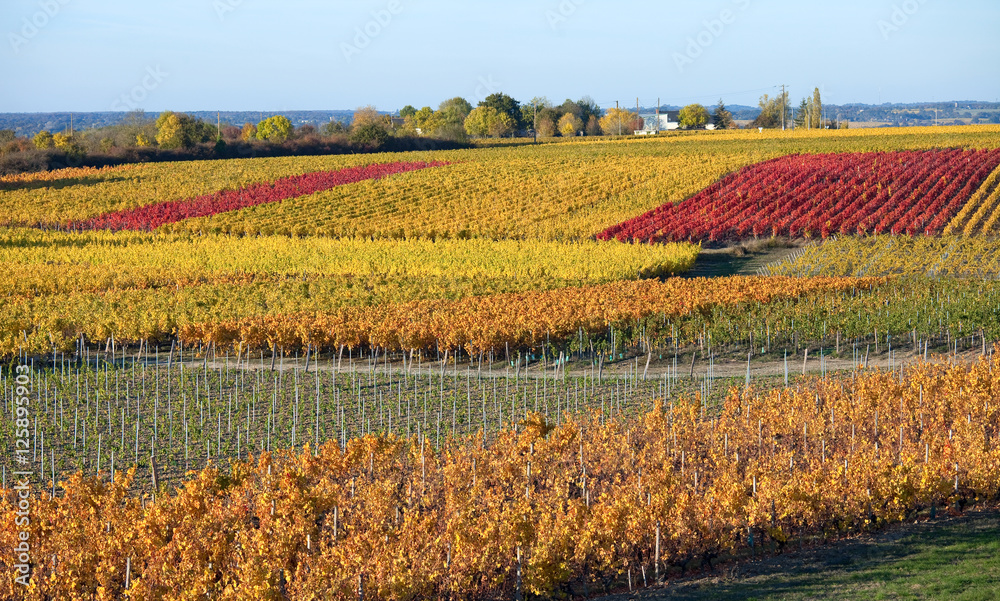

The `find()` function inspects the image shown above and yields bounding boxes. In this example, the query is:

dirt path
[168,346,986,383]
[683,242,807,279]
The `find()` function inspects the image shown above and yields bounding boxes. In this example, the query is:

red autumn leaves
[599,149,1000,243]
[75,161,448,232]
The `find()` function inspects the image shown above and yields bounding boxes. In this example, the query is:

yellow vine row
[944,162,1000,235]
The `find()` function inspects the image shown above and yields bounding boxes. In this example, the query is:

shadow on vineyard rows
[681,241,806,278]
[595,504,1000,601]
[0,347,760,493]
[2,331,992,494]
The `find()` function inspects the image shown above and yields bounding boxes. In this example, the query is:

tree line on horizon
[397,94,742,138]
[751,87,849,130]
[0,89,842,175]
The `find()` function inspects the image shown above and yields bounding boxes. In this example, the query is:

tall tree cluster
[794,88,824,129]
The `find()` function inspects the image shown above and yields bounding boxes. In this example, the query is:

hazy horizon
[2,0,999,113]
[3,99,1000,118]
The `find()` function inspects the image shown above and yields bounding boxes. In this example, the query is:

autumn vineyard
[3,125,1000,600]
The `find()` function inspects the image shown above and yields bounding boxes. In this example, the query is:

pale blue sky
[2,0,998,112]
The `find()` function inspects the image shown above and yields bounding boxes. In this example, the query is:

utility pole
[70,112,73,137]
[217,111,221,140]
[533,100,537,144]
[778,85,784,130]
[656,97,660,134]
[637,97,640,133]
[617,100,621,135]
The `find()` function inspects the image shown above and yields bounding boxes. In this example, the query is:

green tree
[52,132,84,157]
[320,120,345,136]
[487,114,516,137]
[713,99,734,129]
[522,97,551,132]
[350,122,390,146]
[558,113,583,137]
[350,106,389,145]
[751,91,791,129]
[32,130,54,149]
[413,107,435,128]
[478,93,523,131]
[399,105,417,119]
[432,97,473,141]
[558,99,583,120]
[794,98,809,128]
[466,107,489,138]
[422,112,448,135]
[678,104,710,129]
[155,112,184,149]
[576,96,602,127]
[812,87,823,129]
[536,106,559,130]
[155,111,213,148]
[437,97,473,124]
[256,115,293,143]
[464,106,515,138]
[120,109,154,148]
[188,117,215,144]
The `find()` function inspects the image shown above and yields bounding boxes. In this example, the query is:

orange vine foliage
[0,228,698,356]
[179,276,883,354]
[2,355,998,599]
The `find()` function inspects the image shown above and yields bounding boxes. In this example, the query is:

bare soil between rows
[182,346,984,382]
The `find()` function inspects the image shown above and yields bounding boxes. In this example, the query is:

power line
[781,84,786,130]
[597,86,779,109]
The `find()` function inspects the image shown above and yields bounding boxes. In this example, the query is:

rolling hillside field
[3,126,1000,600]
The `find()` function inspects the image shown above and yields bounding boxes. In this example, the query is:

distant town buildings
[635,111,680,134]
